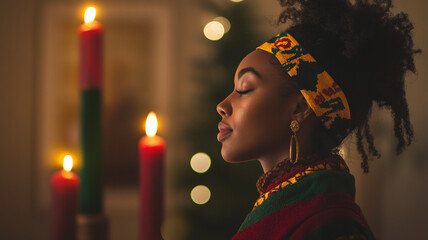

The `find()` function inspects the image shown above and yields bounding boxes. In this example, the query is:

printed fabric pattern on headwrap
[257,32,351,130]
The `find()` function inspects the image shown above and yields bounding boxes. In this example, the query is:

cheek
[221,95,291,162]
[248,101,290,147]
[240,95,289,136]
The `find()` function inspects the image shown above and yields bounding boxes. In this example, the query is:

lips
[217,122,233,142]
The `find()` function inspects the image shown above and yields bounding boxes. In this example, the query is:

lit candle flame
[145,112,158,137]
[84,7,96,24]
[63,155,73,172]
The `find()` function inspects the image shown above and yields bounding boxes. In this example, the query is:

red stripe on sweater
[265,155,346,193]
[233,192,368,240]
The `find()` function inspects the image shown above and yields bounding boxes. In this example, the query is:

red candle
[78,6,102,90]
[138,112,166,240]
[51,155,80,240]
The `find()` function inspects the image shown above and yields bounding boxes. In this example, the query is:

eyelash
[236,89,253,95]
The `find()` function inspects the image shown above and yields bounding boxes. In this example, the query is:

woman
[216,0,419,239]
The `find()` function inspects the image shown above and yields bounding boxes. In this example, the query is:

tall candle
[138,112,166,240]
[78,6,103,214]
[51,155,80,240]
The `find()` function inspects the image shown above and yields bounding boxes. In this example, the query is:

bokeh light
[230,0,244,2]
[191,185,211,205]
[214,17,231,33]
[190,152,211,173]
[203,21,225,41]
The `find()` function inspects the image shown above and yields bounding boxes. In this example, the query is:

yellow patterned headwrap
[257,32,351,130]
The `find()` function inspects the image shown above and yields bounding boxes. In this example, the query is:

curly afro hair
[277,0,420,172]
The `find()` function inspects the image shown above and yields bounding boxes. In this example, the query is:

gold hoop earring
[289,120,300,164]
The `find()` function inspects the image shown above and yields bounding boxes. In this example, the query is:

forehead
[236,50,284,80]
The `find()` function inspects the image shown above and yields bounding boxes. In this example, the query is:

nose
[217,95,231,117]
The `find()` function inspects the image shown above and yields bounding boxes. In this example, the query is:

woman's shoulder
[233,169,375,240]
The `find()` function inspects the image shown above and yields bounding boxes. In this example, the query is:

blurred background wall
[0,0,426,239]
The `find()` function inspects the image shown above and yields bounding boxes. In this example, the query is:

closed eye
[236,89,253,95]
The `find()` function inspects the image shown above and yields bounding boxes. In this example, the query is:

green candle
[80,90,102,213]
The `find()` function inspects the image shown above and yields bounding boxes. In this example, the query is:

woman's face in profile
[217,50,300,163]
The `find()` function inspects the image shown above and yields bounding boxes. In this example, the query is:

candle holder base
[77,214,109,240]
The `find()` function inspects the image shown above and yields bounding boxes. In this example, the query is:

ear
[293,95,313,123]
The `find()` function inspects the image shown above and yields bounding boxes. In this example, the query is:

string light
[190,152,211,174]
[191,185,211,205]
[203,20,225,41]
[214,17,231,33]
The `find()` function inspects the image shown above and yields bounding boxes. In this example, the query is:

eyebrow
[238,67,261,80]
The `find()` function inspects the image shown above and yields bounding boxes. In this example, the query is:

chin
[221,146,254,163]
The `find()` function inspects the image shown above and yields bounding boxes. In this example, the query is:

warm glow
[53,150,81,169]
[63,155,73,172]
[145,112,158,137]
[203,21,225,41]
[191,185,211,205]
[84,7,96,24]
[230,0,244,2]
[190,152,211,174]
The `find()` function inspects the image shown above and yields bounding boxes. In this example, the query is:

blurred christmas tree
[172,1,265,239]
